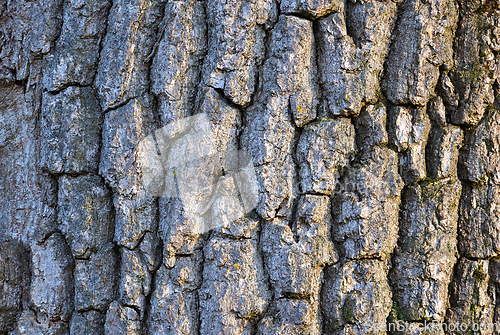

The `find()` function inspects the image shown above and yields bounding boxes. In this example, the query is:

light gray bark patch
[321,259,392,334]
[333,147,403,260]
[390,178,461,321]
[30,233,74,322]
[384,0,458,106]
[151,0,206,125]
[100,95,158,249]
[297,117,356,195]
[317,0,397,117]
[94,0,164,110]
[42,0,111,91]
[58,174,113,259]
[202,0,276,106]
[41,87,103,175]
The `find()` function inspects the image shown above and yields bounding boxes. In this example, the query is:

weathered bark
[1,0,500,334]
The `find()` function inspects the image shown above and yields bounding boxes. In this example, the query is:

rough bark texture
[1,0,500,334]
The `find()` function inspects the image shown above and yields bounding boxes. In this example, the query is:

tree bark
[1,0,500,334]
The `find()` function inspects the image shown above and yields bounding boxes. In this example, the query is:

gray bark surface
[1,0,500,334]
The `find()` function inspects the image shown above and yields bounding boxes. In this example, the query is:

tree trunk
[1,0,499,334]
